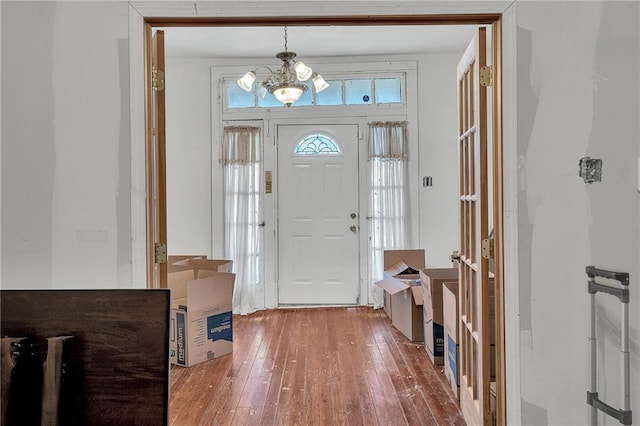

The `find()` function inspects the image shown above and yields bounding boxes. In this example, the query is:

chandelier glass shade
[237,27,329,107]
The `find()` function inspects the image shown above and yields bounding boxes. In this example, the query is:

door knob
[350,213,357,219]
[350,225,357,233]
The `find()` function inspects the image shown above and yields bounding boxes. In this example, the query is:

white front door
[277,124,360,305]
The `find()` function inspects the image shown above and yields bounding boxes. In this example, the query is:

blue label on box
[176,312,186,366]
[207,312,233,342]
[434,322,444,357]
[447,334,458,384]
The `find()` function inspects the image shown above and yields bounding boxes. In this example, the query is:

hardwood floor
[169,307,464,425]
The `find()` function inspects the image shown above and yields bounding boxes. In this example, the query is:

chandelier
[237,27,329,107]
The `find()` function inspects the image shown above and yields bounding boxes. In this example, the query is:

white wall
[164,52,461,271]
[417,53,461,268]
[2,1,132,289]
[516,2,640,424]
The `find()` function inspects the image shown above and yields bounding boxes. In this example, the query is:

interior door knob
[350,225,357,233]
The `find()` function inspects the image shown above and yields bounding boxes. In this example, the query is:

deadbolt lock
[350,225,357,233]
[350,213,357,219]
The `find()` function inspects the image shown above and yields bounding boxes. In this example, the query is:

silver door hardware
[481,239,494,259]
[154,242,167,264]
[349,225,357,233]
[152,67,165,91]
[350,213,357,219]
[480,65,493,87]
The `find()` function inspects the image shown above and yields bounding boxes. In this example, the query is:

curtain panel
[223,126,261,165]
[367,121,409,308]
[223,126,262,315]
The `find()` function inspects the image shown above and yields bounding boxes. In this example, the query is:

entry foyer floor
[169,307,465,425]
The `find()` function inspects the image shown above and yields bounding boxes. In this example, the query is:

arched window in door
[294,133,341,155]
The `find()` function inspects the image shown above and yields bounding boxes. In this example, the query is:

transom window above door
[226,76,403,109]
[294,133,341,155]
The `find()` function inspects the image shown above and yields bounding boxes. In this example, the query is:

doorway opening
[136,12,508,425]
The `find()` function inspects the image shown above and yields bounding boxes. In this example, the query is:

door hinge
[480,65,493,87]
[481,238,494,259]
[154,242,167,264]
[152,67,165,91]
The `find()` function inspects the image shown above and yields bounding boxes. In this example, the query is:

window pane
[374,78,402,104]
[257,90,284,108]
[227,82,255,108]
[345,79,372,105]
[316,80,342,106]
[294,81,313,106]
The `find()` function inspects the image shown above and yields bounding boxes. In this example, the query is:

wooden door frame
[146,29,167,289]
[129,3,519,424]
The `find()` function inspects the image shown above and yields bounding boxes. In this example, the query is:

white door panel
[277,124,359,305]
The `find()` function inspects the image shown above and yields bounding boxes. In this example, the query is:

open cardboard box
[168,257,233,275]
[168,255,208,265]
[168,268,235,367]
[375,249,426,342]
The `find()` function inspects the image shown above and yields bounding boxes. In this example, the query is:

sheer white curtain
[368,121,409,308]
[223,126,262,315]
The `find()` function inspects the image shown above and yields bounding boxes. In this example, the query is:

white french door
[277,124,360,305]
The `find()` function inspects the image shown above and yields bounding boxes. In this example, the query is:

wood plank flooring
[169,307,464,426]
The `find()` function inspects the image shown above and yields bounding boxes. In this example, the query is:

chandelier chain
[284,26,288,51]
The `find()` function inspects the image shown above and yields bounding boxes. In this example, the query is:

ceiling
[162,25,478,58]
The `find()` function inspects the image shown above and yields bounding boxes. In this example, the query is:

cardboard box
[442,281,460,398]
[168,255,208,265]
[168,258,233,274]
[168,270,235,367]
[442,280,497,396]
[379,249,425,318]
[375,250,426,342]
[420,268,458,365]
[383,291,393,320]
